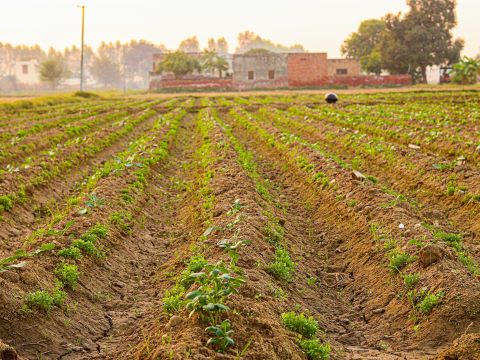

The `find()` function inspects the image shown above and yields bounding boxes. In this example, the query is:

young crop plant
[184,261,245,324]
[403,273,421,290]
[281,312,319,338]
[110,211,134,233]
[267,247,295,281]
[298,339,331,360]
[407,288,445,316]
[387,249,416,273]
[206,319,235,353]
[54,262,79,289]
[0,195,13,213]
[24,287,66,313]
[58,246,82,260]
[417,291,445,315]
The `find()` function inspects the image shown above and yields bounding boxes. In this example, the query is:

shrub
[298,339,330,360]
[267,247,295,281]
[281,312,318,338]
[54,262,79,288]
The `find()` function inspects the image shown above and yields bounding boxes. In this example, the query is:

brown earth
[0,94,478,359]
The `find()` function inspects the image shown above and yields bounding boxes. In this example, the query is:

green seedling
[227,199,243,216]
[58,247,82,260]
[206,319,235,353]
[403,273,420,289]
[267,247,295,281]
[54,262,79,289]
[281,312,318,339]
[297,339,331,360]
[25,288,66,313]
[184,261,244,324]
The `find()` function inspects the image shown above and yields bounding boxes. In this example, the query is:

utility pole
[79,5,86,91]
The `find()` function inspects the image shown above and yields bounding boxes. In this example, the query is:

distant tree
[341,19,386,74]
[451,57,480,84]
[379,0,464,83]
[206,37,229,54]
[236,31,305,53]
[39,58,66,88]
[90,55,121,87]
[178,36,200,53]
[217,37,229,54]
[201,50,229,77]
[157,51,201,78]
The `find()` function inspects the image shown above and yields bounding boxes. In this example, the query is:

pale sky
[1,0,479,57]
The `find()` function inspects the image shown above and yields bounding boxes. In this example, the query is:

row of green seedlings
[335,101,480,154]
[214,111,332,359]
[0,110,184,280]
[292,101,476,162]
[1,104,141,175]
[159,114,247,353]
[229,109,332,194]
[18,109,184,248]
[0,98,143,160]
[369,223,444,322]
[0,98,110,134]
[192,109,220,226]
[281,312,330,360]
[214,110,297,281]
[254,108,421,211]
[0,106,160,216]
[256,106,479,210]
[254,109,480,263]
[286,106,480,203]
[21,110,185,313]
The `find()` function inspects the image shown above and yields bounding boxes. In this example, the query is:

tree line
[341,0,479,83]
[0,31,305,90]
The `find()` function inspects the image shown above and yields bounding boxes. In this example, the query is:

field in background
[0,90,479,359]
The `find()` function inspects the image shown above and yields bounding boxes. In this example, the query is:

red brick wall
[318,75,412,87]
[150,77,232,90]
[287,53,328,86]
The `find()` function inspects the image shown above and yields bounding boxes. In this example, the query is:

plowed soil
[0,91,479,360]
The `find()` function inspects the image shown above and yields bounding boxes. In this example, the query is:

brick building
[150,52,411,90]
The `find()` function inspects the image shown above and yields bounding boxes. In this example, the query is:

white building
[14,59,40,85]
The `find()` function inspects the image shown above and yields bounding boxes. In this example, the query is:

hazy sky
[1,0,479,56]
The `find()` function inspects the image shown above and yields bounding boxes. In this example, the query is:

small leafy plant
[403,273,420,290]
[54,262,79,289]
[25,288,66,313]
[388,250,416,273]
[281,312,318,338]
[206,319,235,353]
[298,339,331,360]
[184,261,244,324]
[267,247,295,281]
[58,247,82,260]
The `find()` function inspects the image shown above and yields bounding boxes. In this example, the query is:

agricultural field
[0,90,479,360]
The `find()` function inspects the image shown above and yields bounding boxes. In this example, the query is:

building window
[248,71,255,80]
[22,65,29,74]
[336,68,348,75]
[268,70,275,80]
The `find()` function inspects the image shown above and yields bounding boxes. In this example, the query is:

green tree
[156,51,201,79]
[39,58,66,88]
[451,57,480,84]
[380,0,464,83]
[341,19,386,74]
[90,55,121,87]
[201,51,229,78]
